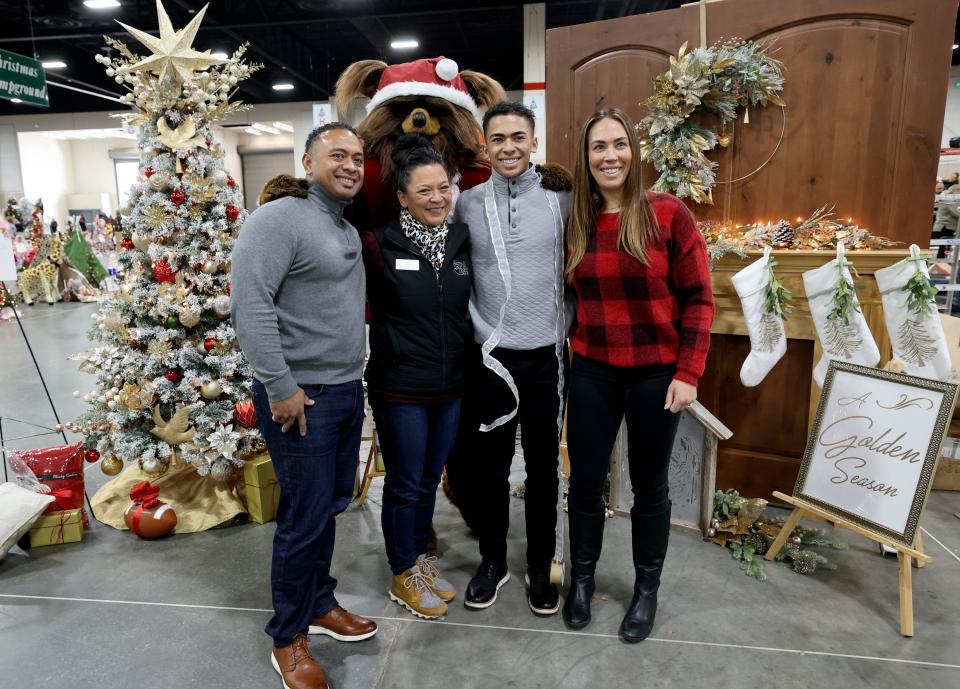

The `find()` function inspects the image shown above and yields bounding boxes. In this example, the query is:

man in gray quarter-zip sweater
[449,102,572,618]
[232,123,377,689]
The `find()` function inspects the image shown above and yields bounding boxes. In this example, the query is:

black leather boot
[562,509,605,629]
[620,502,671,643]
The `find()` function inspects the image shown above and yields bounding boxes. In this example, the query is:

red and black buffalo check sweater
[570,193,715,386]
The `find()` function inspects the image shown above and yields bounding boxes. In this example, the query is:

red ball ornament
[225,204,239,221]
[120,236,134,250]
[130,338,140,348]
[204,337,217,352]
[170,188,186,205]
[144,166,155,178]
[233,400,257,428]
[84,448,101,463]
[153,259,176,284]
[164,368,181,383]
[227,175,236,188]
[226,283,231,297]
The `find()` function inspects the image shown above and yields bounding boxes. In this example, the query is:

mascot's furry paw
[259,174,308,206]
[536,163,573,192]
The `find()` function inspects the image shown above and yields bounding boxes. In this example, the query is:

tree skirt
[91,462,247,533]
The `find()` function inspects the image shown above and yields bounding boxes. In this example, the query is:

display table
[701,249,912,501]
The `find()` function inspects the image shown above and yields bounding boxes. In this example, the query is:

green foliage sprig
[827,259,861,324]
[903,267,938,316]
[763,257,793,320]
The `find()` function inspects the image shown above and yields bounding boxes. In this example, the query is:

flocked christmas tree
[70,1,263,481]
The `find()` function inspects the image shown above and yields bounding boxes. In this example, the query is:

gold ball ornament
[201,381,222,400]
[201,260,218,274]
[101,455,124,476]
[179,305,201,328]
[140,457,168,477]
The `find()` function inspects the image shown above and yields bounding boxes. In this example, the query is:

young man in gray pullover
[450,101,572,616]
[232,123,376,689]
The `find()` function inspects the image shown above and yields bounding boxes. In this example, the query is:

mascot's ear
[536,163,574,192]
[259,174,309,206]
[334,59,387,119]
[459,70,507,110]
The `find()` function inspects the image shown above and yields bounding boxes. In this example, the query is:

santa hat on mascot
[334,56,505,229]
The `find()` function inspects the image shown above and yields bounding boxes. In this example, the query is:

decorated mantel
[69,1,266,533]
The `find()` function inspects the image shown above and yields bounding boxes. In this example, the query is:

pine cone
[791,549,818,575]
[743,531,769,556]
[773,219,794,246]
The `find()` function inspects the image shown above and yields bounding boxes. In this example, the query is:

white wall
[17,133,74,227]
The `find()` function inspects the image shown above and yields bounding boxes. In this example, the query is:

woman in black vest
[361,134,473,620]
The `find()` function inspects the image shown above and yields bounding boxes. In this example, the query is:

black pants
[566,354,681,516]
[454,344,566,568]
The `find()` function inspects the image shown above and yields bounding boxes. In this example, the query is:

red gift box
[17,442,87,523]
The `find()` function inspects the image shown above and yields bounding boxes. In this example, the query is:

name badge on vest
[395,259,420,271]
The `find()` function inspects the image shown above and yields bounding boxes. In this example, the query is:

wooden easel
[765,490,931,637]
[355,428,384,507]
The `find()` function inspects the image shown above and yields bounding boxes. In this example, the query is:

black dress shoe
[525,566,559,616]
[464,560,509,610]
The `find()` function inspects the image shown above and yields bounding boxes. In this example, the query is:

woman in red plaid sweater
[562,109,714,642]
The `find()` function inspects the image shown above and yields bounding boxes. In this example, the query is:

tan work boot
[417,554,456,602]
[389,568,448,619]
[271,634,328,689]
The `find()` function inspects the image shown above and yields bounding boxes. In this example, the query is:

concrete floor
[1,301,960,689]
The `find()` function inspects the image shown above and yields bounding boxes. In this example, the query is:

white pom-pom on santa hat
[435,58,459,82]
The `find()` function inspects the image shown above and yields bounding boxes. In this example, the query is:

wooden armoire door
[547,0,958,500]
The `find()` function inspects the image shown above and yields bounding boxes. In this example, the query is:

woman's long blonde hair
[565,108,658,281]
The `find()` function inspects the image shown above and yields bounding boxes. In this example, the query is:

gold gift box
[243,453,281,524]
[29,508,84,547]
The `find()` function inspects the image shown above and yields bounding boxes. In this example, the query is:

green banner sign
[0,49,48,107]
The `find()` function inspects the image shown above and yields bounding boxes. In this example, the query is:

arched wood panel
[546,0,958,247]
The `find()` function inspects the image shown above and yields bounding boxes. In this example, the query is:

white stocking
[874,244,951,380]
[803,242,880,386]
[731,247,787,387]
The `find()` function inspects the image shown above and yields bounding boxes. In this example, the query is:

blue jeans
[252,379,364,648]
[370,396,461,575]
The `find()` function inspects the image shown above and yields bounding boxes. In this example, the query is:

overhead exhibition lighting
[272,122,294,132]
[10,98,22,103]
[243,127,263,135]
[210,52,229,60]
[390,39,419,50]
[251,122,281,134]
[272,83,294,91]
[84,0,121,8]
[954,44,959,50]
[42,60,67,69]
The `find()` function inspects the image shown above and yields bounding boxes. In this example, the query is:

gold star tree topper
[117,0,226,83]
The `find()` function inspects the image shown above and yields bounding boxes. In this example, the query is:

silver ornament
[209,461,235,482]
[211,295,231,319]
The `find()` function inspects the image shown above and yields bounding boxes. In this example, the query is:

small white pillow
[0,482,56,559]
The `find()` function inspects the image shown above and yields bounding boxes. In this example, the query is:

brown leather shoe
[308,605,378,642]
[271,634,328,689]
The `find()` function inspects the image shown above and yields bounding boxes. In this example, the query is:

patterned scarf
[400,208,448,273]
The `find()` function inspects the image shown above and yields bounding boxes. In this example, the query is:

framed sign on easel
[765,361,958,636]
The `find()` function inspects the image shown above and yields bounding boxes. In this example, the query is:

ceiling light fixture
[251,122,281,135]
[243,127,263,135]
[10,98,22,103]
[272,122,294,132]
[42,61,67,69]
[210,51,228,60]
[390,39,419,50]
[272,83,294,91]
[83,0,121,8]
[954,44,959,49]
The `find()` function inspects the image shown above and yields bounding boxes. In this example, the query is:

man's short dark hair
[482,101,536,136]
[304,122,359,153]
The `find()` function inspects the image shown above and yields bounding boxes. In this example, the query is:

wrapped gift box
[28,508,83,547]
[243,453,280,524]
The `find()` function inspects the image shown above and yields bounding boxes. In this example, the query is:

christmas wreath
[638,40,785,204]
